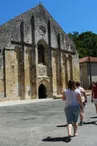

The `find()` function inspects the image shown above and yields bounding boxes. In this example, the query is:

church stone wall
[5,49,18,98]
[25,48,31,99]
[51,28,58,48]
[61,54,66,90]
[0,4,80,100]
[52,51,57,95]
[0,55,4,97]
[25,47,38,100]
[72,54,80,81]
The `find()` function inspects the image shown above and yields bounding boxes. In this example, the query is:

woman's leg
[80,111,84,126]
[94,104,97,113]
[65,107,72,137]
[67,124,72,136]
[79,102,85,125]
[72,106,80,135]
[73,122,78,136]
[93,99,97,113]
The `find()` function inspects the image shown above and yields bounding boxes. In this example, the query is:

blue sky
[0,0,97,34]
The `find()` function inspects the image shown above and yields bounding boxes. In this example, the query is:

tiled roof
[80,56,97,63]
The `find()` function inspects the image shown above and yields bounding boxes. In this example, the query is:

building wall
[0,4,80,100]
[4,49,19,99]
[80,62,89,89]
[87,62,97,84]
[0,54,4,97]
[80,62,97,89]
[52,51,57,96]
[72,54,80,82]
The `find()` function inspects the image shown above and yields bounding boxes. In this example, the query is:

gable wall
[0,4,80,99]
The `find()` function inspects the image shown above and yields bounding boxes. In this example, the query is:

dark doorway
[38,84,46,99]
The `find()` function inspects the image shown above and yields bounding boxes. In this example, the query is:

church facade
[0,4,79,100]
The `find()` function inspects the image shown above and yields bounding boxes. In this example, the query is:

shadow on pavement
[90,116,97,119]
[56,121,97,127]
[83,121,97,125]
[42,136,72,143]
[56,124,67,127]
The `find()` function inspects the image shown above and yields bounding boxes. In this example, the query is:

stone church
[0,4,79,100]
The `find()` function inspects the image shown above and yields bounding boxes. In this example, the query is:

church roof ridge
[0,3,76,53]
[0,3,67,36]
[37,4,75,47]
[38,4,66,34]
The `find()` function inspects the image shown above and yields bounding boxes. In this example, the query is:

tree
[68,31,97,58]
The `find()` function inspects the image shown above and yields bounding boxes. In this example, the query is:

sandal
[74,133,78,136]
[66,135,72,142]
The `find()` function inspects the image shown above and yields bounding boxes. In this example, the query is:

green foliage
[68,31,97,58]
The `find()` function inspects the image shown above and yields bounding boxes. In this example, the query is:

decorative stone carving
[38,25,46,36]
[38,64,47,76]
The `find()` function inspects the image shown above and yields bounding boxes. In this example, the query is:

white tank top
[64,89,80,107]
[77,86,85,102]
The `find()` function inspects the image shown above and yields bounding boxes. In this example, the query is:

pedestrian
[76,81,87,126]
[92,81,95,87]
[91,82,97,113]
[62,80,83,141]
[91,81,95,103]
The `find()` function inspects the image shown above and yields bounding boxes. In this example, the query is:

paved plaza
[0,96,97,146]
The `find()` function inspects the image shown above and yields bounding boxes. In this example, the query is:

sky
[0,0,97,34]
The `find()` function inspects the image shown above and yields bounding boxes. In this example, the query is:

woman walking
[62,80,83,141]
[91,82,97,113]
[76,81,87,126]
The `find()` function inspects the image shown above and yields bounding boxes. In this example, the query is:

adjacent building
[80,56,97,89]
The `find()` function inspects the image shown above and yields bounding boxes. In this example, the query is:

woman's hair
[68,80,76,90]
[95,82,97,86]
[76,81,81,87]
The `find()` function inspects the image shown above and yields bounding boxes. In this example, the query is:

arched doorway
[38,84,46,99]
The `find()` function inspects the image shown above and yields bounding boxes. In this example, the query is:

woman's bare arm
[77,93,83,112]
[62,92,66,101]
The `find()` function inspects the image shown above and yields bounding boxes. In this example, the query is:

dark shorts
[64,105,80,124]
